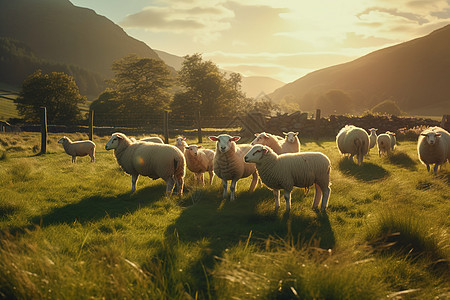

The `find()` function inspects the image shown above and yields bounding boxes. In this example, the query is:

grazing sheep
[336,125,370,165]
[244,145,331,212]
[368,128,378,149]
[58,136,95,163]
[175,136,188,154]
[417,126,450,174]
[184,145,215,185]
[105,133,185,196]
[209,134,258,201]
[281,131,301,153]
[377,133,392,156]
[140,136,164,144]
[386,131,397,150]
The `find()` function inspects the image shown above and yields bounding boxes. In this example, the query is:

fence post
[315,109,321,140]
[197,111,202,143]
[88,109,94,141]
[163,110,169,144]
[40,107,47,154]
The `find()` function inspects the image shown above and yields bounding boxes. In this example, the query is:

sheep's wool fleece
[186,149,214,173]
[417,127,450,165]
[115,141,185,181]
[214,142,256,181]
[256,150,330,191]
[62,139,95,156]
[337,125,369,155]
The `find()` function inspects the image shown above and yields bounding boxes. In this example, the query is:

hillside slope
[269,24,450,115]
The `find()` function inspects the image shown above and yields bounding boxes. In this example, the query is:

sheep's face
[209,134,240,153]
[185,145,202,156]
[283,131,298,143]
[57,137,68,144]
[105,133,123,150]
[176,137,186,146]
[251,133,269,145]
[421,132,441,145]
[244,145,268,163]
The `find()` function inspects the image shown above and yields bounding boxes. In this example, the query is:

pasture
[0,132,449,299]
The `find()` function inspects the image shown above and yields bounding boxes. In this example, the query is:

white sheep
[386,131,397,150]
[417,126,450,175]
[184,145,215,185]
[209,134,258,201]
[175,136,188,154]
[281,131,301,153]
[377,133,392,156]
[105,132,185,196]
[336,125,370,165]
[244,145,331,212]
[368,128,378,149]
[140,136,164,144]
[58,136,95,163]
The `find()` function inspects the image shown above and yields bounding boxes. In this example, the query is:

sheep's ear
[198,145,202,149]
[182,137,186,141]
[262,147,268,154]
[283,132,288,135]
[436,133,441,137]
[185,146,190,149]
[294,132,299,136]
[420,133,428,136]
[392,133,396,136]
[231,136,241,142]
[254,133,259,137]
[209,136,218,141]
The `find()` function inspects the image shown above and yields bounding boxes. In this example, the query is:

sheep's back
[65,140,95,156]
[345,127,369,155]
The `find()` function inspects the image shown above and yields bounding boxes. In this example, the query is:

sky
[70,0,450,83]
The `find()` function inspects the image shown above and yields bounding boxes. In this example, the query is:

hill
[269,24,450,116]
[0,0,167,95]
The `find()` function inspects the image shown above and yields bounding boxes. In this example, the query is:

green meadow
[0,132,449,299]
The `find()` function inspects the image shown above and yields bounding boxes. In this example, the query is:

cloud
[342,32,396,48]
[357,7,430,25]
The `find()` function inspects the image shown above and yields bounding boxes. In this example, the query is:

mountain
[269,24,450,116]
[0,0,165,94]
[155,49,285,98]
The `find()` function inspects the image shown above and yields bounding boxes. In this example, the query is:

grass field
[0,132,449,299]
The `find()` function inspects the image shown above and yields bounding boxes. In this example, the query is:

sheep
[140,136,164,144]
[57,136,95,163]
[377,133,392,156]
[336,125,370,165]
[386,131,397,150]
[368,128,378,149]
[281,131,301,153]
[175,136,188,154]
[184,144,215,185]
[105,132,185,196]
[417,126,450,175]
[209,134,258,201]
[244,145,331,213]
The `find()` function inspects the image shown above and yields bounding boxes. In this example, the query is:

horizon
[70,0,450,83]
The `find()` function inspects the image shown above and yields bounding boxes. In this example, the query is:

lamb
[281,131,301,153]
[184,145,215,185]
[368,128,378,149]
[417,126,450,175]
[209,134,258,201]
[175,136,188,154]
[57,136,95,163]
[105,132,185,196]
[244,145,331,213]
[377,133,392,156]
[386,131,397,150]
[336,125,370,165]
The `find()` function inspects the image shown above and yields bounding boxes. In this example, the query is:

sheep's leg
[321,185,331,211]
[208,170,214,185]
[284,190,292,213]
[166,176,176,197]
[433,164,439,175]
[222,180,228,199]
[248,172,258,192]
[312,184,323,210]
[273,189,280,212]
[200,173,205,186]
[72,156,76,163]
[131,174,139,193]
[176,176,184,196]
[426,164,430,172]
[230,180,238,201]
[90,153,95,163]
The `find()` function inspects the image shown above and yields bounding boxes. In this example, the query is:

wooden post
[88,109,94,141]
[40,107,47,154]
[163,110,169,144]
[197,110,202,143]
[315,109,321,140]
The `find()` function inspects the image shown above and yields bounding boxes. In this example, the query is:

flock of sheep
[57,124,450,213]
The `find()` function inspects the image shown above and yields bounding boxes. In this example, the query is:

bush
[371,100,402,116]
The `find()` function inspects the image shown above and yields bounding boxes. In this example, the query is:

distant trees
[170,53,249,117]
[315,90,354,116]
[15,70,86,124]
[371,100,402,116]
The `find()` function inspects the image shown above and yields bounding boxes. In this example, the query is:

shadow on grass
[338,157,389,181]
[161,187,336,297]
[387,151,417,170]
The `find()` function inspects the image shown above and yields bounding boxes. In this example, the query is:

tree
[15,70,86,124]
[108,54,173,122]
[371,100,402,116]
[171,53,248,117]
[315,90,354,116]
